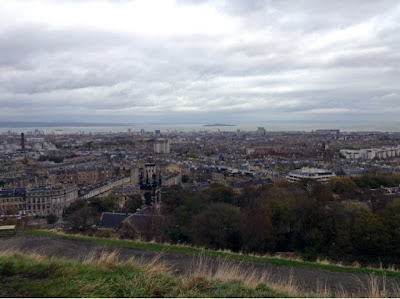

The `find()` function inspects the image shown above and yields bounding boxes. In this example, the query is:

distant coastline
[0,122,134,128]
[203,123,236,127]
[0,121,399,133]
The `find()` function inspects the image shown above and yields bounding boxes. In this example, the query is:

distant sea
[0,122,399,134]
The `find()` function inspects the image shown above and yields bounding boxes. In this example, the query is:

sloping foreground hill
[0,251,285,298]
[1,230,400,297]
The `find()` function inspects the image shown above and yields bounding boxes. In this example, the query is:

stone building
[0,188,26,216]
[112,185,141,210]
[48,166,116,185]
[0,184,78,217]
[139,163,162,212]
[26,185,78,216]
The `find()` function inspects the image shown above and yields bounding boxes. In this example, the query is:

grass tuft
[189,255,296,296]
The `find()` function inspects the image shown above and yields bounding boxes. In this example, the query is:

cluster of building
[340,146,400,160]
[2,126,400,220]
[48,165,127,185]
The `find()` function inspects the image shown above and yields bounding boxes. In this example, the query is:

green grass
[0,231,16,237]
[0,252,286,298]
[26,230,400,279]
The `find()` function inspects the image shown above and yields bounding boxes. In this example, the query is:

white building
[154,139,170,154]
[340,146,400,160]
[286,167,335,183]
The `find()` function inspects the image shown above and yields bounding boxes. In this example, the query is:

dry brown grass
[335,283,350,298]
[316,257,335,265]
[0,249,47,262]
[268,269,301,296]
[181,276,213,294]
[82,249,120,267]
[81,248,171,276]
[185,254,400,298]
[386,264,398,272]
[368,261,398,273]
[273,252,304,262]
[315,278,332,297]
[32,229,400,276]
[2,248,399,297]
[188,255,303,296]
[140,252,173,275]
[356,274,389,298]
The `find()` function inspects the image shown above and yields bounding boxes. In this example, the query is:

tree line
[62,173,400,266]
[162,174,400,266]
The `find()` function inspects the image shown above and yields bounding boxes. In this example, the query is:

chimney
[21,133,25,150]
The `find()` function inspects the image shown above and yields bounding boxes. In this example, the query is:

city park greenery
[63,173,400,267]
[162,173,400,266]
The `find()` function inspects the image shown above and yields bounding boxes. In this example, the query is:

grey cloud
[0,26,129,66]
[0,0,399,126]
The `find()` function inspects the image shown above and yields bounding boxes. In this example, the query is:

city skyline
[0,0,399,127]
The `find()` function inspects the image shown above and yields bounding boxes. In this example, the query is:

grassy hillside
[0,252,286,298]
[27,230,400,278]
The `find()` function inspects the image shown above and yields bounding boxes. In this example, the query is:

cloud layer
[0,0,399,126]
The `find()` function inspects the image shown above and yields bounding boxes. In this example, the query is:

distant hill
[203,123,236,127]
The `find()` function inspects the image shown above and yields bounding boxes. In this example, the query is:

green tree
[342,202,389,255]
[64,199,86,216]
[90,196,119,213]
[67,206,99,232]
[308,181,333,202]
[379,199,400,254]
[189,203,244,252]
[162,188,207,243]
[241,193,275,254]
[46,213,58,227]
[328,177,359,199]
[207,183,236,204]
[266,181,298,234]
[125,194,143,213]
[291,196,325,257]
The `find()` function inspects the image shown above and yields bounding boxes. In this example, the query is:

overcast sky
[0,0,399,126]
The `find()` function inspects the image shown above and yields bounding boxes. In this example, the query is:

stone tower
[139,163,162,212]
